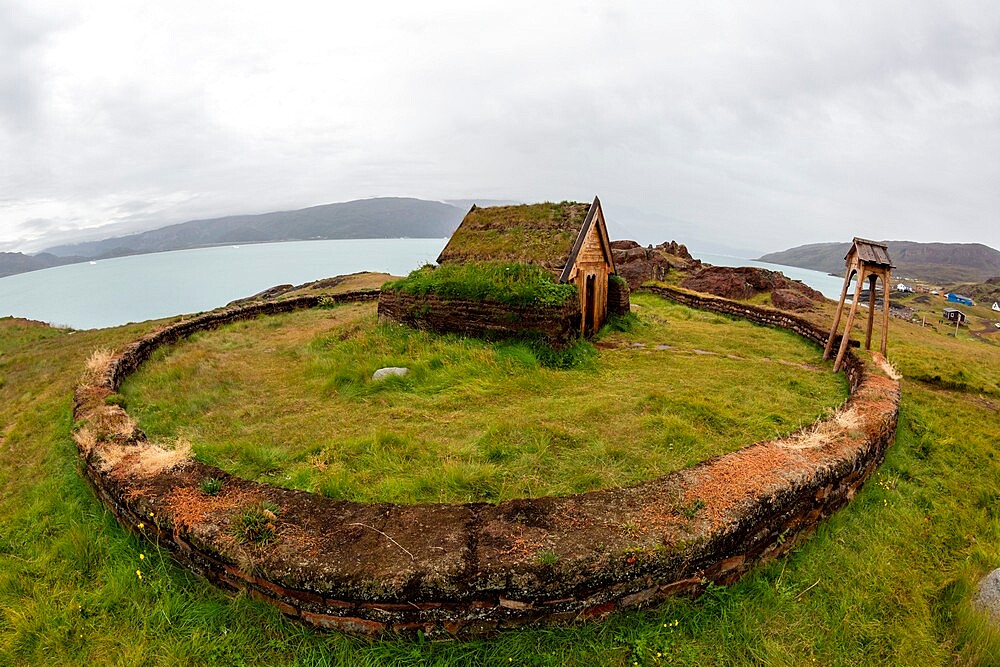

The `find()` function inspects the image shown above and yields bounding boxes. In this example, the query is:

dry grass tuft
[778,421,831,450]
[779,405,860,451]
[871,352,903,380]
[98,438,192,477]
[134,438,193,476]
[833,407,862,431]
[82,348,116,386]
[73,425,97,457]
[88,405,142,442]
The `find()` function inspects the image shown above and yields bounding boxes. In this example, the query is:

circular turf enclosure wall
[72,285,900,638]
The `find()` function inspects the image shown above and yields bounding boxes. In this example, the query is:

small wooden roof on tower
[436,197,615,280]
[846,238,893,268]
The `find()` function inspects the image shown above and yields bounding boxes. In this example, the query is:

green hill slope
[0,251,84,278]
[759,241,1000,283]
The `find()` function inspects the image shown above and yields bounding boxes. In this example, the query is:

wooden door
[585,274,596,336]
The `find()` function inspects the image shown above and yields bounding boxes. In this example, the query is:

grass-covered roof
[436,201,592,272]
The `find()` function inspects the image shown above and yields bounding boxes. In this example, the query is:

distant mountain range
[759,241,1000,284]
[7,199,998,288]
[0,197,470,278]
[44,197,467,258]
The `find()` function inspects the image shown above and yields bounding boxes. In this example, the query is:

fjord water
[0,239,448,330]
[0,239,842,330]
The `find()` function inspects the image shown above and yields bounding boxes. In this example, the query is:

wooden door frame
[584,273,596,336]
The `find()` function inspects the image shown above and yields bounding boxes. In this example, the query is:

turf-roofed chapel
[436,196,621,335]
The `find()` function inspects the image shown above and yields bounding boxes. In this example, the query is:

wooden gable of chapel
[436,196,617,335]
[559,198,615,284]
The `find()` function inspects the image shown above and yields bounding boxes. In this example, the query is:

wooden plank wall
[570,221,610,333]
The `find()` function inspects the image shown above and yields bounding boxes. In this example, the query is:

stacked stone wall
[377,290,581,347]
[607,278,631,318]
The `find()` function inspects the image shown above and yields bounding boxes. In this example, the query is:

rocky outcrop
[771,288,818,311]
[227,272,386,307]
[610,240,699,289]
[682,266,824,311]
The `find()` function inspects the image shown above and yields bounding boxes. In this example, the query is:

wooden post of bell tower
[823,238,893,372]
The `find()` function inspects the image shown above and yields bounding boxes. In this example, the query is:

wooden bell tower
[824,238,893,372]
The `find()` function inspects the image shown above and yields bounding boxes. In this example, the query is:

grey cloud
[1,1,998,254]
[0,4,73,133]
[20,217,58,231]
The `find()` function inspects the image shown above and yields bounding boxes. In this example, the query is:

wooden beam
[824,266,855,360]
[880,268,891,355]
[834,267,866,372]
[865,273,877,350]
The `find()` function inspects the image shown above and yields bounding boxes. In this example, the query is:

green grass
[0,280,998,664]
[231,503,279,545]
[879,297,1000,397]
[384,261,578,307]
[893,290,1000,348]
[199,476,223,496]
[117,295,846,504]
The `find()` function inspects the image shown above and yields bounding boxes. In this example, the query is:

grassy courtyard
[116,293,847,504]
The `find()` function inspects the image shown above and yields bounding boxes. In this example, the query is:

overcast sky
[2,0,998,255]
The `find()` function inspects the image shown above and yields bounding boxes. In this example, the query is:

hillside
[0,251,84,278]
[42,197,466,259]
[945,276,1000,305]
[759,241,1000,284]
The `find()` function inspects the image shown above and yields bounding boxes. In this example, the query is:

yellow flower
[139,554,145,560]
[138,522,144,530]
[136,569,142,579]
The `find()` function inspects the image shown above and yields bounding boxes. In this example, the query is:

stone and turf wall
[73,284,899,637]
[607,277,631,318]
[376,290,582,347]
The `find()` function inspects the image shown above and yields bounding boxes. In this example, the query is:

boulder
[974,568,1000,624]
[372,367,409,381]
